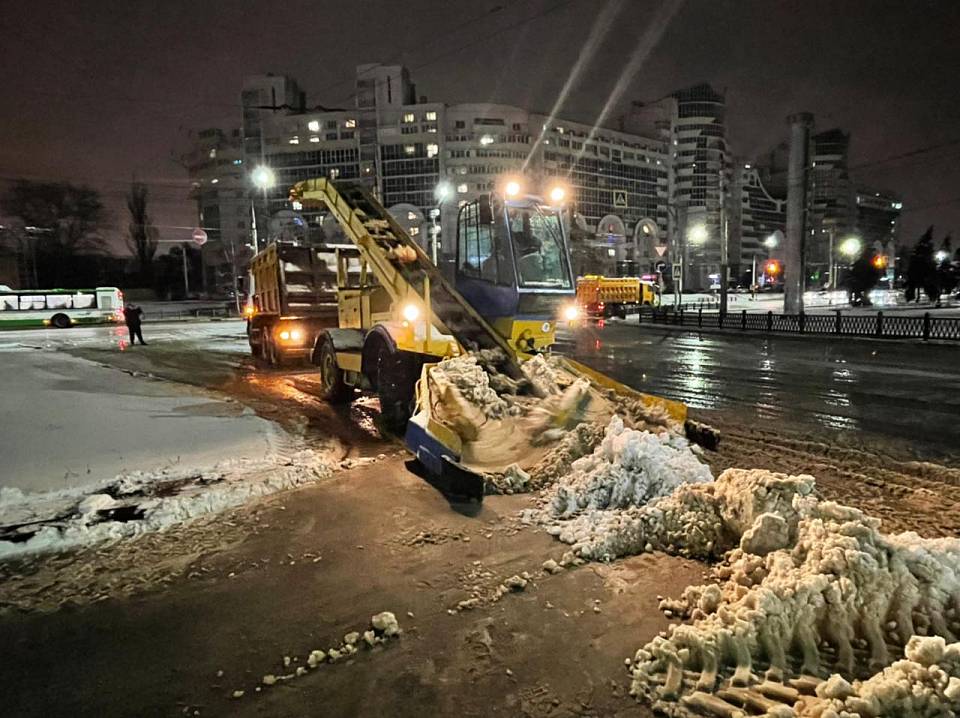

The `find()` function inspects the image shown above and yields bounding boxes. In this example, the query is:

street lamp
[839,236,862,258]
[763,233,779,250]
[431,181,454,266]
[687,223,708,244]
[249,166,276,254]
[936,250,949,263]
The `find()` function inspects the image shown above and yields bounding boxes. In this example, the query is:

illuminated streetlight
[687,224,708,244]
[434,181,453,203]
[548,185,566,204]
[504,180,521,197]
[251,166,275,189]
[936,250,949,263]
[763,234,779,249]
[839,236,862,258]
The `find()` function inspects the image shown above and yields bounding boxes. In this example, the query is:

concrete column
[784,112,813,314]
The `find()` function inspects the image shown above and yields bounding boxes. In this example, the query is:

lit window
[407,211,418,221]
[480,135,494,145]
[426,143,438,158]
[404,144,416,155]
[344,118,356,128]
[232,159,243,165]
[403,113,415,123]
[557,126,564,134]
[211,178,219,184]
[309,136,320,143]
[425,111,437,121]
[292,200,303,210]
[208,148,217,159]
[330,168,341,178]
[289,136,299,144]
[308,120,320,132]
[457,183,468,193]
[410,226,420,236]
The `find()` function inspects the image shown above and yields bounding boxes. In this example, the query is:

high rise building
[180,128,248,293]
[856,188,901,253]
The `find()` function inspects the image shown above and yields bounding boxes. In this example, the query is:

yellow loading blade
[558,357,688,425]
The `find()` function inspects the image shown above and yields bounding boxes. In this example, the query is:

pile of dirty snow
[428,355,510,420]
[520,353,565,397]
[0,450,332,559]
[625,469,960,717]
[549,416,712,516]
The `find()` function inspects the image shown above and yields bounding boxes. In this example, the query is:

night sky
[1,0,958,252]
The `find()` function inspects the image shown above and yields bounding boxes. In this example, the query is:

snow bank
[0,450,332,559]
[626,470,960,716]
[523,417,717,562]
[548,416,713,517]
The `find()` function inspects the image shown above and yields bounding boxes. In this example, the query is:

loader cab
[455,192,575,351]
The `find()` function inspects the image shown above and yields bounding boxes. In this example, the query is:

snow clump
[548,416,713,517]
[627,471,960,717]
[428,355,510,420]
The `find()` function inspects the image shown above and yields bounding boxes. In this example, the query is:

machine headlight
[562,305,579,322]
[279,330,291,341]
[504,180,521,197]
[402,303,420,322]
[290,329,303,341]
[548,185,566,203]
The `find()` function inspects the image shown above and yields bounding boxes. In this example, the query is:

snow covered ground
[0,349,281,492]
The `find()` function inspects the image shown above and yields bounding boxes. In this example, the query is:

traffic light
[872,255,888,269]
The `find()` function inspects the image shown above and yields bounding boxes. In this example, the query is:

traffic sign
[654,245,668,257]
[613,190,627,208]
[192,228,208,246]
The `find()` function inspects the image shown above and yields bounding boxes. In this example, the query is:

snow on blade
[0,450,332,559]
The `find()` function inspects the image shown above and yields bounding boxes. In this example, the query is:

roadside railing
[638,306,960,342]
[146,306,237,321]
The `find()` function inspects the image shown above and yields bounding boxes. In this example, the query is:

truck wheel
[51,313,71,329]
[267,339,284,368]
[376,344,416,436]
[317,337,353,403]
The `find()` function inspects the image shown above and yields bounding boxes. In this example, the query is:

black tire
[51,313,71,329]
[267,338,283,368]
[375,343,417,436]
[316,337,354,404]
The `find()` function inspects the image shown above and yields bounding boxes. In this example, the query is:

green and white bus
[0,286,124,329]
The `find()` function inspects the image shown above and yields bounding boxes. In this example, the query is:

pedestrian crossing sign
[613,190,627,208]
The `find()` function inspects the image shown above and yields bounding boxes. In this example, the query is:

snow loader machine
[289,177,699,500]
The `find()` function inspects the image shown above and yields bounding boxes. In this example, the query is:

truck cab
[455,191,576,353]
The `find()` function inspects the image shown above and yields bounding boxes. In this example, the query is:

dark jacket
[124,306,144,326]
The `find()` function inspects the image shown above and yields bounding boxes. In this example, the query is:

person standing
[123,304,147,345]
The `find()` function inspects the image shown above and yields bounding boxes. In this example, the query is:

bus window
[47,295,72,309]
[19,295,45,310]
[1,296,16,311]
[75,293,97,309]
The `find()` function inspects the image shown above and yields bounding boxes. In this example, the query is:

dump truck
[576,275,660,319]
[246,241,342,365]
[289,178,692,498]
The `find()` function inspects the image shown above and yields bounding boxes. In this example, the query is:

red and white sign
[655,245,668,256]
[192,228,208,246]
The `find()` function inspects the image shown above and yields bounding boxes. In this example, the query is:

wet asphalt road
[559,322,960,457]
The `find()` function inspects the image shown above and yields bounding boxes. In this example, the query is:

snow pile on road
[549,416,713,517]
[0,450,333,559]
[626,470,960,717]
[812,637,960,717]
[428,355,510,420]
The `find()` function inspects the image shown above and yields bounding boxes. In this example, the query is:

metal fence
[147,306,236,321]
[638,307,960,342]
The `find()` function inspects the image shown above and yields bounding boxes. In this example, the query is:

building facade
[185,68,835,290]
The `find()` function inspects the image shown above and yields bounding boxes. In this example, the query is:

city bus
[0,286,124,329]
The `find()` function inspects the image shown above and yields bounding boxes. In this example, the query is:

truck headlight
[402,303,420,322]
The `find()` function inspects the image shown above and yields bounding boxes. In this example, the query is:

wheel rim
[322,351,336,390]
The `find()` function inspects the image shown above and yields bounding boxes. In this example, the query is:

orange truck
[576,275,660,319]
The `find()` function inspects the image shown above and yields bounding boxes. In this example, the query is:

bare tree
[126,182,158,286]
[1,180,106,287]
